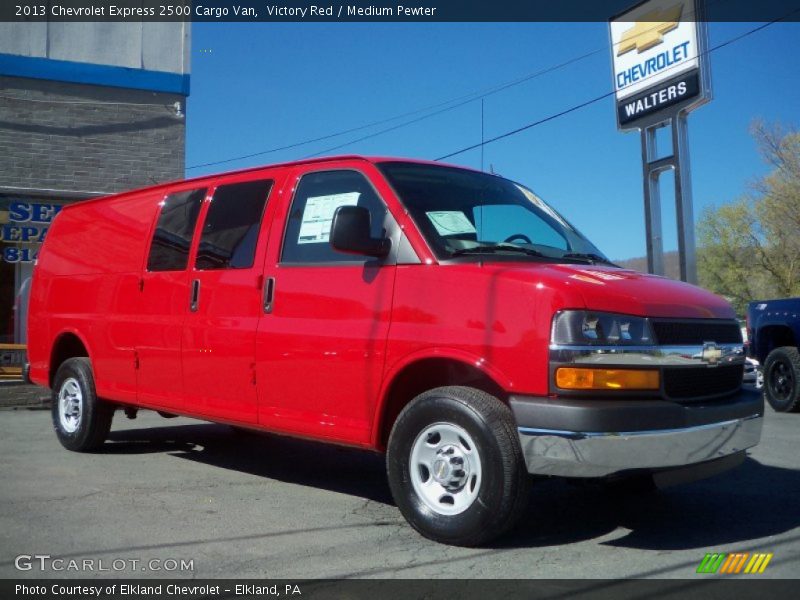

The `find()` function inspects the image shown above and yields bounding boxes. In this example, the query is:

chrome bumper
[518,414,763,478]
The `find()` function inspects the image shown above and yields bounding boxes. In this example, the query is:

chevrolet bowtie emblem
[701,342,723,366]
[617,4,684,56]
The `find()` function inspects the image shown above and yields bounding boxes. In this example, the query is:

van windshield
[377,161,611,264]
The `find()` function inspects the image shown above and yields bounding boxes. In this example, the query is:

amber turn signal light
[555,367,660,390]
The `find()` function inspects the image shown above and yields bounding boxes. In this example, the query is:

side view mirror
[330,205,391,258]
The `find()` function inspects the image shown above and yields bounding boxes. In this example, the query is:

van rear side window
[147,189,206,272]
[196,179,272,270]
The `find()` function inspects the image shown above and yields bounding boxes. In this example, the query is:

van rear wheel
[52,357,114,452]
[386,386,530,546]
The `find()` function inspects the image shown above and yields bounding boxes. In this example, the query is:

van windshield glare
[377,162,610,263]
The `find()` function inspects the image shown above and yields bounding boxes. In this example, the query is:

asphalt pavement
[0,390,798,580]
[0,382,49,409]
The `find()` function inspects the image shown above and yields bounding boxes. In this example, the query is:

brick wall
[0,76,186,196]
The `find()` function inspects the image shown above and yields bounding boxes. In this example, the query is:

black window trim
[371,161,438,262]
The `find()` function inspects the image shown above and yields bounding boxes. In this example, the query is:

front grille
[663,365,743,399]
[651,320,742,345]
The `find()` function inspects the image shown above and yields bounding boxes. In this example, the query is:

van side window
[281,170,387,264]
[196,180,272,270]
[147,188,206,272]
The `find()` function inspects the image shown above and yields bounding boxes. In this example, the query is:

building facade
[0,21,190,376]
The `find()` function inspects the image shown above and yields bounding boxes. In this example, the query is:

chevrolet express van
[27,156,763,546]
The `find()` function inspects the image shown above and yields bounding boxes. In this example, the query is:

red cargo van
[27,156,763,545]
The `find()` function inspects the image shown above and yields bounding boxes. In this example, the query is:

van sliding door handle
[263,277,275,314]
[190,279,200,312]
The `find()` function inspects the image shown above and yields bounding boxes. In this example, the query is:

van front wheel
[386,386,530,546]
[52,357,114,452]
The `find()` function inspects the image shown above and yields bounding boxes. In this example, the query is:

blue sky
[186,21,800,260]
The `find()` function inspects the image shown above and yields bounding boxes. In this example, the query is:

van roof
[61,154,458,211]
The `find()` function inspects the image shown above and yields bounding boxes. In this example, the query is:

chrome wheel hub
[431,445,469,489]
[410,423,481,516]
[58,378,83,434]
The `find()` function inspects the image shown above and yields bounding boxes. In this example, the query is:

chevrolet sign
[609,0,710,129]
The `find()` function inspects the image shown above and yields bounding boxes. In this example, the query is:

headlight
[552,310,654,346]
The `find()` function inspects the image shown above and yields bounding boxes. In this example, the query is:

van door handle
[263,276,275,314]
[190,279,200,312]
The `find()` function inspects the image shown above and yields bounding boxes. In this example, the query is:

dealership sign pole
[610,0,711,283]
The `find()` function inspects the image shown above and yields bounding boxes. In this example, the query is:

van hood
[519,263,735,319]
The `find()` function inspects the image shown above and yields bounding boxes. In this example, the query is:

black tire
[51,357,114,452]
[763,346,800,413]
[386,386,530,546]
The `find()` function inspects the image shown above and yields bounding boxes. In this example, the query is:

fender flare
[370,347,513,447]
[48,328,94,385]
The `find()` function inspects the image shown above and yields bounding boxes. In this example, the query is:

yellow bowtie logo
[618,4,684,56]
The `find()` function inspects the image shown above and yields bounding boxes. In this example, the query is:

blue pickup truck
[747,298,800,412]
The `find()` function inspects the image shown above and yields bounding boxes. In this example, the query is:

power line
[187,47,605,169]
[303,2,726,160]
[435,92,615,161]
[434,14,798,162]
[186,0,723,170]
[302,94,483,159]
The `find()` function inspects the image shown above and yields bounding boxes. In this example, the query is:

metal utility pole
[610,0,710,284]
[640,113,697,283]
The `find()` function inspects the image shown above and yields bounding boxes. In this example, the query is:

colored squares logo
[697,552,773,574]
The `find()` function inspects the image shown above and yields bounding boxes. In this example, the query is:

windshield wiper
[450,244,545,258]
[561,252,618,266]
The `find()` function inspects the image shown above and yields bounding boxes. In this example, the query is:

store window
[0,197,64,346]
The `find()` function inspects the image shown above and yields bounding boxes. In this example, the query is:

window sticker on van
[298,192,360,244]
[426,211,477,236]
